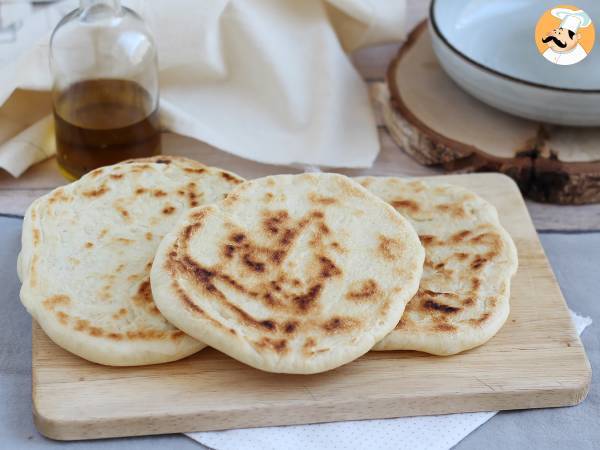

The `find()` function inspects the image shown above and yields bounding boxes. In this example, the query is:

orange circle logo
[535,5,595,65]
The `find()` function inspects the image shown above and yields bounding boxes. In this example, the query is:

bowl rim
[430,0,600,94]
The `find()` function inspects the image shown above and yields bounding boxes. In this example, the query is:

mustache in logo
[542,35,567,48]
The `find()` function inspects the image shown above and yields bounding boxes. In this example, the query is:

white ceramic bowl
[430,0,600,126]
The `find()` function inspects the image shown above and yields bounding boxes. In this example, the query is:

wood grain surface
[32,172,591,441]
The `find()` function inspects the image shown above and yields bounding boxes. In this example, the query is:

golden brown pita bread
[19,156,244,366]
[357,177,518,355]
[151,173,424,373]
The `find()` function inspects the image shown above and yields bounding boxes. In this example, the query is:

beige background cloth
[0,0,407,177]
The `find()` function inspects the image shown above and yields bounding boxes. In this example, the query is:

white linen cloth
[187,310,592,450]
[0,0,407,177]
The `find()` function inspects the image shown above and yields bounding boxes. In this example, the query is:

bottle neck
[80,0,121,13]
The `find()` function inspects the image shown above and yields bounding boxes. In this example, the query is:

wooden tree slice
[381,21,600,204]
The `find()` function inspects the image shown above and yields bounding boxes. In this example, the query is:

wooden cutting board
[32,173,591,441]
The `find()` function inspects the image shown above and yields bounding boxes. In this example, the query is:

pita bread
[357,177,518,355]
[19,156,244,366]
[151,173,424,374]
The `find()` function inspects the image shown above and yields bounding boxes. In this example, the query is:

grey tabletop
[1,216,597,450]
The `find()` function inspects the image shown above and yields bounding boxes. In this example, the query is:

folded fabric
[187,310,592,450]
[0,0,407,177]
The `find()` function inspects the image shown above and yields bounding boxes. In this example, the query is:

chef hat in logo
[551,8,592,33]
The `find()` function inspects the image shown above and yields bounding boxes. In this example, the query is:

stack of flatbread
[18,156,517,373]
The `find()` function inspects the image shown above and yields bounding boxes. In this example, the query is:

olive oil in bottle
[50,0,160,179]
[53,79,161,180]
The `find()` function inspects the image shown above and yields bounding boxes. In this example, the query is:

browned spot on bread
[469,313,491,325]
[260,320,276,331]
[29,254,39,287]
[420,235,437,246]
[308,192,337,205]
[108,332,123,340]
[43,295,71,310]
[463,297,475,306]
[319,256,341,278]
[190,209,208,221]
[394,318,408,330]
[322,317,361,333]
[90,168,104,177]
[99,229,108,238]
[115,263,125,272]
[435,323,457,332]
[436,203,466,218]
[264,192,274,202]
[392,199,420,213]
[221,172,242,184]
[311,210,324,219]
[177,189,185,196]
[116,206,129,219]
[284,321,298,333]
[219,273,249,294]
[47,189,70,205]
[125,329,168,340]
[162,205,176,215]
[346,279,378,301]
[145,232,153,241]
[378,235,403,260]
[83,185,109,198]
[170,330,185,340]
[133,280,158,315]
[73,319,89,332]
[135,187,147,195]
[263,210,289,234]
[116,238,134,245]
[89,326,104,337]
[184,167,205,174]
[223,244,235,258]
[32,229,41,246]
[231,233,246,243]
[176,285,206,316]
[451,230,471,243]
[302,337,325,356]
[56,311,69,325]
[330,242,344,252]
[270,249,285,264]
[279,229,296,246]
[254,337,288,353]
[84,241,94,249]
[293,284,322,312]
[112,308,128,319]
[472,277,481,290]
[243,254,265,272]
[471,256,487,270]
[153,189,167,197]
[456,252,469,261]
[319,223,330,235]
[155,158,171,164]
[422,299,461,314]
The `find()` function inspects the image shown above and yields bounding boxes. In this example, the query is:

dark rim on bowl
[429,0,600,94]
